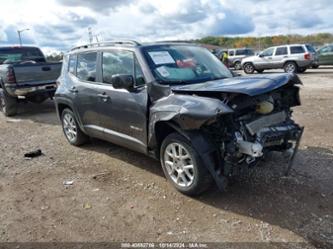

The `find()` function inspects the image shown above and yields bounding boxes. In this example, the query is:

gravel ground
[0,67,332,248]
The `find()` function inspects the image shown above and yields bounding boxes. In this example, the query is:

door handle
[267,57,272,59]
[69,86,78,93]
[42,66,51,71]
[97,93,110,102]
[283,56,289,58]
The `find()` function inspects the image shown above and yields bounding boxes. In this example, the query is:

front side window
[76,52,97,82]
[275,47,288,56]
[235,49,245,56]
[102,50,145,87]
[102,50,134,84]
[320,46,333,53]
[142,45,232,84]
[290,46,305,54]
[260,47,274,57]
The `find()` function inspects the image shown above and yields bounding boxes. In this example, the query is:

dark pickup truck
[0,46,62,116]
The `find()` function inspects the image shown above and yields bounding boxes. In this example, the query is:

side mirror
[258,53,264,57]
[111,74,134,90]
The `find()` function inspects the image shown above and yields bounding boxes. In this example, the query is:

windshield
[0,47,45,64]
[142,45,233,84]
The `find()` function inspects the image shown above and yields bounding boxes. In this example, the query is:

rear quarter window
[68,54,77,75]
[290,46,305,54]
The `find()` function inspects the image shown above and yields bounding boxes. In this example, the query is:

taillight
[6,68,16,84]
[304,53,311,60]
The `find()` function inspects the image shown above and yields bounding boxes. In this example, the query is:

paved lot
[0,67,332,247]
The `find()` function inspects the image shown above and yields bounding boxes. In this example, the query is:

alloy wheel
[285,63,296,73]
[63,113,78,142]
[163,142,195,187]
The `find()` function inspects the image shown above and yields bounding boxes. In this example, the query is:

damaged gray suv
[55,41,303,195]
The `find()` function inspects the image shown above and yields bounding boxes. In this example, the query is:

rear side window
[68,54,77,75]
[290,46,305,54]
[76,52,97,82]
[275,47,288,55]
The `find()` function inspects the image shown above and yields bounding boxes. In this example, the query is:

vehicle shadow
[81,139,333,246]
[198,146,333,246]
[82,138,164,177]
[10,99,59,126]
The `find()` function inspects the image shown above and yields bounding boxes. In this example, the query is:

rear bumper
[297,60,313,68]
[5,82,57,97]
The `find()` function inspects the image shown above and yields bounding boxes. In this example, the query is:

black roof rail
[70,40,140,51]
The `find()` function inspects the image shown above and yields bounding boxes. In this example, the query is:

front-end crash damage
[148,73,304,191]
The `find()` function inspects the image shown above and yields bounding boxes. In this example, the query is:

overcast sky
[0,0,332,53]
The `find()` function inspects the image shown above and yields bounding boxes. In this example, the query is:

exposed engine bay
[201,84,303,177]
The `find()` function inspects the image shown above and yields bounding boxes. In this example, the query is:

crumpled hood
[171,73,301,97]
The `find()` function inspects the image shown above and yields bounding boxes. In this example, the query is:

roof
[69,40,202,52]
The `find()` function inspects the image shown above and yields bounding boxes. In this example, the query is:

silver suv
[241,44,316,74]
[228,48,254,70]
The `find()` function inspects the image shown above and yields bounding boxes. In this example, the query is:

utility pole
[88,27,93,44]
[17,28,30,46]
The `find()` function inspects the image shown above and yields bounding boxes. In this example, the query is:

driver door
[96,49,148,154]
[256,47,275,69]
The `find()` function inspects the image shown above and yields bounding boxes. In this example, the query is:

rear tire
[160,132,213,196]
[312,64,319,69]
[234,61,242,70]
[243,63,255,74]
[284,61,298,73]
[0,89,18,117]
[61,108,88,146]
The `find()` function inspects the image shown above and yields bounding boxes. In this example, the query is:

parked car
[241,44,316,74]
[55,40,303,195]
[227,48,255,70]
[312,44,333,68]
[0,46,62,116]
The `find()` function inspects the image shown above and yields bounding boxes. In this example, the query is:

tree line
[197,33,333,50]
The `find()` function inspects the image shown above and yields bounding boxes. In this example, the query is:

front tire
[284,61,298,73]
[243,63,255,74]
[234,61,242,70]
[160,133,213,196]
[0,89,18,117]
[61,108,88,146]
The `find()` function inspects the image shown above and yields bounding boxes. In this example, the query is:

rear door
[69,51,105,139]
[96,49,148,153]
[272,46,288,68]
